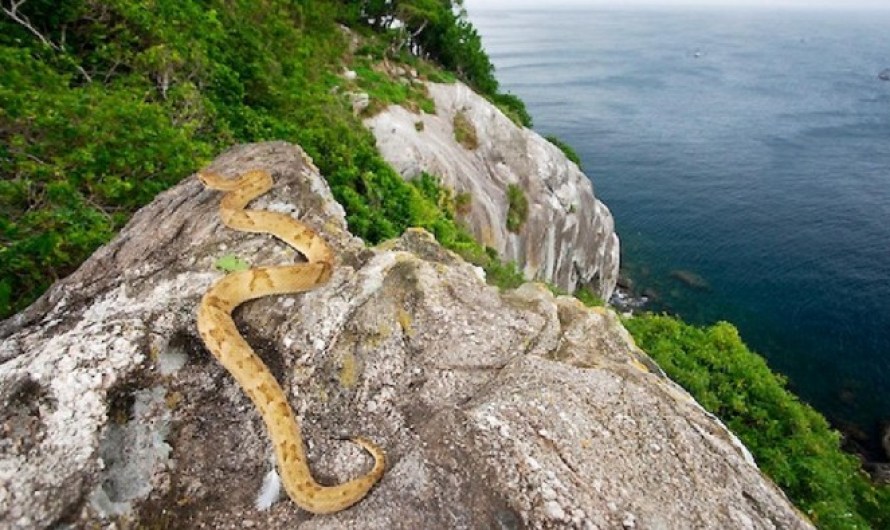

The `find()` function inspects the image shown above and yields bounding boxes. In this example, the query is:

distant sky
[467,0,890,10]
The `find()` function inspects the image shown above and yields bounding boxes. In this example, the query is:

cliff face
[365,82,620,300]
[0,143,810,529]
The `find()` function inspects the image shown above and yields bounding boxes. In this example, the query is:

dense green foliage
[625,315,890,529]
[345,0,497,93]
[0,0,514,318]
[343,0,530,126]
[505,183,529,233]
[545,134,582,167]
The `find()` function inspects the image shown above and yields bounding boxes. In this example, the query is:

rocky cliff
[365,82,620,301]
[0,143,810,529]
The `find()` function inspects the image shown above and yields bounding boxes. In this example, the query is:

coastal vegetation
[492,92,533,127]
[546,134,582,167]
[625,315,890,529]
[0,0,519,319]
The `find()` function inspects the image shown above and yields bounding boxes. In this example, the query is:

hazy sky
[467,0,890,9]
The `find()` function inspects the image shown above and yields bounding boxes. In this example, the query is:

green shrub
[574,286,604,307]
[491,92,533,128]
[624,314,890,529]
[545,135,582,167]
[506,184,529,233]
[452,111,478,150]
[483,258,525,291]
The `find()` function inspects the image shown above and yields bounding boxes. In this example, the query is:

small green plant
[542,282,604,308]
[214,254,250,273]
[414,121,424,132]
[455,191,472,215]
[506,184,529,233]
[574,286,604,307]
[483,258,525,291]
[452,111,478,150]
[545,135,582,167]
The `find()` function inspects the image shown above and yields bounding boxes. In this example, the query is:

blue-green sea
[470,6,890,456]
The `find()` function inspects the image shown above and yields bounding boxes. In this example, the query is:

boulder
[365,82,620,301]
[0,142,811,529]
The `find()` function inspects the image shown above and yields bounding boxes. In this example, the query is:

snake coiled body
[195,169,385,514]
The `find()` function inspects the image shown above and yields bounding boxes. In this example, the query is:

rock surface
[365,82,620,301]
[0,143,811,529]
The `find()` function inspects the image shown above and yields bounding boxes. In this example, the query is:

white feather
[255,468,282,510]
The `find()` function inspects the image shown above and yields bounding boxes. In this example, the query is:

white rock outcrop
[365,82,620,300]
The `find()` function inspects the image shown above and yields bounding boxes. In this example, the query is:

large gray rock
[0,143,810,529]
[365,82,620,301]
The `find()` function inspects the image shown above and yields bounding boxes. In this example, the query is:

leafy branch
[1,0,93,82]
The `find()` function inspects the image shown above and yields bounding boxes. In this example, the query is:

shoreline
[611,266,890,480]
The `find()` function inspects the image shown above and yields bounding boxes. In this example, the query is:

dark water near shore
[470,6,890,456]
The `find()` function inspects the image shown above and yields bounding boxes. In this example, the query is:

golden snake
[195,169,385,514]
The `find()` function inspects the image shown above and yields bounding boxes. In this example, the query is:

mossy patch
[506,184,529,233]
[338,352,359,389]
[397,308,415,338]
[453,111,479,150]
[455,191,472,215]
[164,391,183,410]
[574,286,604,307]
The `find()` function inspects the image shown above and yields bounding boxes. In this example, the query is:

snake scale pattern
[196,169,385,514]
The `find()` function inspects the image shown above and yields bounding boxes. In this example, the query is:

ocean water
[470,6,890,456]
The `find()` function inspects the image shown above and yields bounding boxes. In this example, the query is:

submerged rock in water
[670,269,710,290]
[609,286,648,314]
[879,68,890,81]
